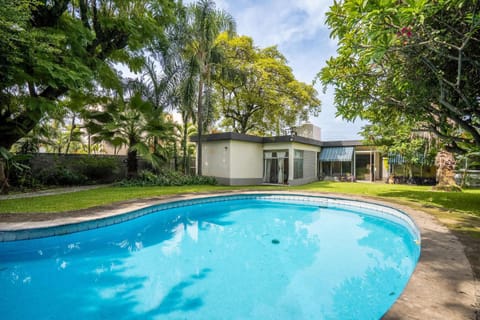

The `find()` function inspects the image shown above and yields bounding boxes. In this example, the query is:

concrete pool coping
[0,190,478,319]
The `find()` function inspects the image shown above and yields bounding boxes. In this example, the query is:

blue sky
[212,0,367,141]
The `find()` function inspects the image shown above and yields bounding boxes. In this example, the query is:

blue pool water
[0,196,420,319]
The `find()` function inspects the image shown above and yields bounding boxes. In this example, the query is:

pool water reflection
[0,197,420,319]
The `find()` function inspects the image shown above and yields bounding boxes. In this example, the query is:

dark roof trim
[190,133,364,148]
[190,132,263,143]
[190,132,323,147]
[320,140,364,147]
[263,135,323,146]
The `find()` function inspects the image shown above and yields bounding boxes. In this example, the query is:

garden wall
[15,153,153,186]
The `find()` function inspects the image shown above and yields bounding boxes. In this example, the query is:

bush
[117,169,217,187]
[74,156,119,183]
[37,166,88,186]
[5,154,40,190]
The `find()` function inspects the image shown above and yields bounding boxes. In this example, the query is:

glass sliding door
[264,151,289,184]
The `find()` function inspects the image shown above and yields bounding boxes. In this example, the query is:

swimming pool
[0,194,420,319]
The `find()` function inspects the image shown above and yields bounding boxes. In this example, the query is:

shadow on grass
[377,189,480,215]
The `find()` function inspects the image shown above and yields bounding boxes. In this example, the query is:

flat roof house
[190,124,383,186]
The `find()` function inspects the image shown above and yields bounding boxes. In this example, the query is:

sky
[209,0,368,141]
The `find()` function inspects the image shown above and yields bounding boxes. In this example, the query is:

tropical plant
[0,147,30,194]
[184,0,236,175]
[116,169,217,186]
[85,80,174,178]
[361,118,439,179]
[0,0,176,190]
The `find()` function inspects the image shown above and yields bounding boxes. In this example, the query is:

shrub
[37,167,88,186]
[117,169,217,187]
[74,156,119,183]
[5,154,40,190]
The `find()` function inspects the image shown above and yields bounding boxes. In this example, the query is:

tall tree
[151,3,199,174]
[215,33,321,135]
[320,0,480,154]
[0,0,175,187]
[185,0,235,175]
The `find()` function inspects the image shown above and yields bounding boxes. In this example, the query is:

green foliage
[33,155,121,186]
[0,0,176,151]
[215,33,321,135]
[84,80,175,177]
[182,0,236,175]
[320,0,480,154]
[0,148,34,192]
[73,157,119,183]
[37,166,88,186]
[361,118,439,178]
[117,169,217,186]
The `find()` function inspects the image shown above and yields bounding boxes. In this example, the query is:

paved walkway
[0,190,478,319]
[0,184,109,200]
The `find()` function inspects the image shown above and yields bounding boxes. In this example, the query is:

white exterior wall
[229,140,263,179]
[201,140,230,178]
[198,138,321,185]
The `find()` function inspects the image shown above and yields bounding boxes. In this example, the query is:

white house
[191,124,383,185]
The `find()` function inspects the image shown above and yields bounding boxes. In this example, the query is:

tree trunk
[127,149,138,179]
[196,78,204,176]
[64,114,76,154]
[0,160,10,195]
[173,141,178,171]
[182,119,188,175]
[127,136,138,179]
[433,150,461,192]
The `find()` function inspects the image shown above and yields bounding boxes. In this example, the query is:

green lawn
[1,181,479,216]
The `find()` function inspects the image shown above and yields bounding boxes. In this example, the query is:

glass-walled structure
[319,147,355,181]
[318,146,383,181]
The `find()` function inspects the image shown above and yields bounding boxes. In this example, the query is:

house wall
[289,143,320,185]
[264,142,320,185]
[228,140,264,185]
[199,137,323,186]
[201,140,230,179]
[200,140,263,185]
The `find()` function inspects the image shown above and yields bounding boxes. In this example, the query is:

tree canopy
[215,33,321,135]
[320,0,480,154]
[0,0,175,151]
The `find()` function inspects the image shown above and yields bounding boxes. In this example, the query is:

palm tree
[85,80,173,178]
[185,0,235,175]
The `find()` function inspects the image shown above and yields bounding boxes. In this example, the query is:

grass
[1,182,479,235]
[2,181,478,236]
[1,181,478,215]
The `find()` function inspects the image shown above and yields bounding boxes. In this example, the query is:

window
[294,150,303,179]
[264,151,289,184]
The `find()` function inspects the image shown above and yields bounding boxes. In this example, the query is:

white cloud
[232,0,332,47]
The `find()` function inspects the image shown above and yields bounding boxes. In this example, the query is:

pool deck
[0,190,478,319]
